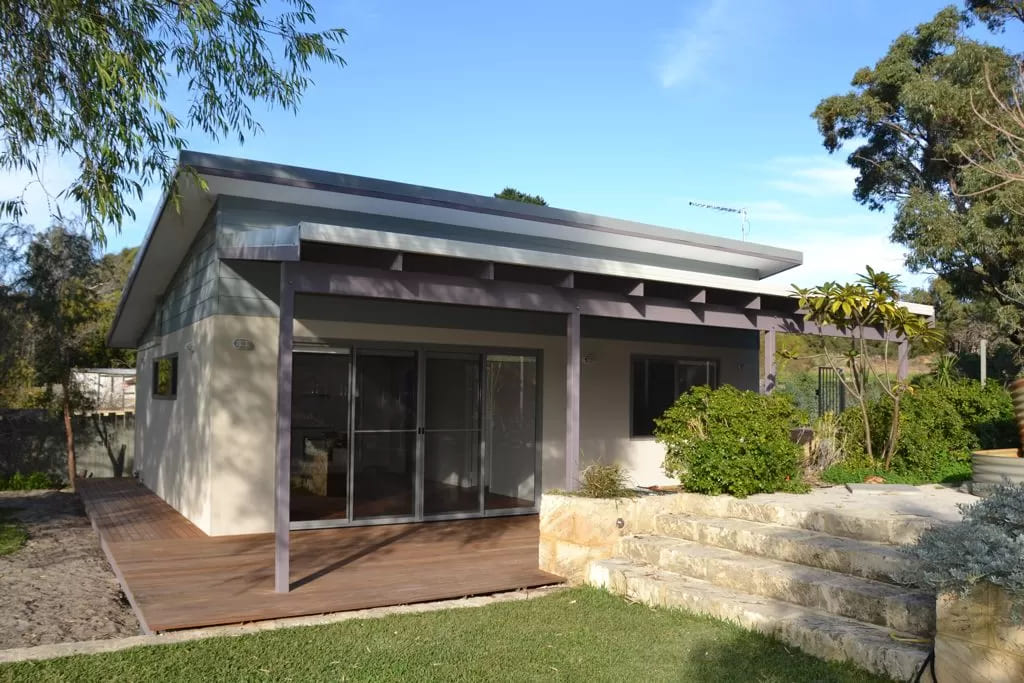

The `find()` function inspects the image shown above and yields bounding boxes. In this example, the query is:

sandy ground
[0,489,138,650]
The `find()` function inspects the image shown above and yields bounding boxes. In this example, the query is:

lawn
[0,510,26,557]
[0,587,889,683]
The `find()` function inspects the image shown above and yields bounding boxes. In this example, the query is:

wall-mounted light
[233,338,255,351]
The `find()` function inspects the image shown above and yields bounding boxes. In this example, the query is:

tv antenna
[688,201,750,241]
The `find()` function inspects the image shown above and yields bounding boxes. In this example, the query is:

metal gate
[816,366,846,416]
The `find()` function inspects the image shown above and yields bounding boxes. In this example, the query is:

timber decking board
[77,478,559,632]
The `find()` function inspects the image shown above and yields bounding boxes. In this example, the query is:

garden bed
[0,489,138,650]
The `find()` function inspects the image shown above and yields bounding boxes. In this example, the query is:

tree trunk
[883,395,902,470]
[62,384,76,491]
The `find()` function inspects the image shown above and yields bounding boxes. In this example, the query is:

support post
[274,263,295,593]
[565,309,581,491]
[897,339,909,382]
[762,329,777,394]
[980,338,988,386]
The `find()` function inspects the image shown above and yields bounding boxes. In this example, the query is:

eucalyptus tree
[813,6,1024,355]
[0,1,346,244]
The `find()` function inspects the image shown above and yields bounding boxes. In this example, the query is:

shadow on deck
[77,478,560,633]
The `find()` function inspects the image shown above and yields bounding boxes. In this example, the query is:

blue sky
[6,0,1022,287]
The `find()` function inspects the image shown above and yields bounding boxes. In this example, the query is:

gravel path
[0,489,138,650]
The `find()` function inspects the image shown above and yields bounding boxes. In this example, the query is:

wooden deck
[77,478,559,633]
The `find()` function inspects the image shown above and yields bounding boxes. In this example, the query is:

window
[152,355,178,398]
[631,356,718,437]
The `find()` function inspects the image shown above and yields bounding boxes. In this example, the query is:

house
[107,152,931,593]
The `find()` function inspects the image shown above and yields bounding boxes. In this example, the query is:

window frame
[152,353,178,400]
[629,354,720,439]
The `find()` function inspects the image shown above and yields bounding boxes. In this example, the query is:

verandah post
[275,262,295,593]
[565,309,581,490]
[762,329,777,394]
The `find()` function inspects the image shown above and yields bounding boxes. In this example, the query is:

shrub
[832,379,1014,483]
[905,482,1024,618]
[0,471,61,491]
[655,385,808,497]
[575,463,636,498]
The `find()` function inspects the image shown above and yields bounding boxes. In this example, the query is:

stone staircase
[588,504,935,681]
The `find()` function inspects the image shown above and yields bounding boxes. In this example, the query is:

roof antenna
[688,201,750,241]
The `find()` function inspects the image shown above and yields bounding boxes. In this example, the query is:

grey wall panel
[155,215,219,336]
[581,317,759,349]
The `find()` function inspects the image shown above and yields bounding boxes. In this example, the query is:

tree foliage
[812,6,1024,354]
[793,267,941,469]
[0,1,346,244]
[494,187,547,206]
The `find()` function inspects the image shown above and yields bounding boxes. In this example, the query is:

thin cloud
[764,157,858,197]
[657,0,737,89]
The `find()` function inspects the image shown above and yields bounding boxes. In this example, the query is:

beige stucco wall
[135,317,215,533]
[206,315,280,535]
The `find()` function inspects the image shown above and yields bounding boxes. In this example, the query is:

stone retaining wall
[539,493,687,581]
[935,584,1024,682]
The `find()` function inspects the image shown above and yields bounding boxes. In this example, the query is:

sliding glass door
[291,342,539,528]
[290,351,350,523]
[423,353,481,516]
[352,349,418,521]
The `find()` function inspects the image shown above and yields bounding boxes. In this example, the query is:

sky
[5,0,1023,288]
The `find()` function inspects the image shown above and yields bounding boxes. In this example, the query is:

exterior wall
[189,304,756,536]
[134,316,215,533]
[580,336,758,488]
[206,314,280,535]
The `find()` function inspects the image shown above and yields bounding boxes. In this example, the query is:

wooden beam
[480,261,496,280]
[288,262,899,341]
[274,262,294,593]
[389,252,404,271]
[565,310,581,491]
[558,272,575,289]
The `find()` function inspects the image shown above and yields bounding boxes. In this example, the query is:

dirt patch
[0,489,138,650]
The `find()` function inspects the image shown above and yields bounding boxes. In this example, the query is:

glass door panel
[353,350,418,520]
[423,353,482,516]
[290,352,350,522]
[484,354,538,510]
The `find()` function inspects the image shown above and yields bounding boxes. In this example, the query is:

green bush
[828,379,1014,483]
[655,385,808,497]
[575,463,637,498]
[0,471,62,491]
[905,482,1024,618]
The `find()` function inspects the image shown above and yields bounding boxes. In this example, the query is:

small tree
[792,267,940,470]
[494,187,547,206]
[21,226,100,490]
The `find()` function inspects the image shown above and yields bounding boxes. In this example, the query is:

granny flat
[107,152,920,596]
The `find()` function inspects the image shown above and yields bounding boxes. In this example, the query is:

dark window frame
[152,354,178,399]
[629,355,719,438]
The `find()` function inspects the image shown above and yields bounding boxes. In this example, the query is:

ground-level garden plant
[823,378,1015,485]
[904,482,1024,618]
[0,587,889,683]
[655,385,808,497]
[0,509,27,557]
[0,471,62,491]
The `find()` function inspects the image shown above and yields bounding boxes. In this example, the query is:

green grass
[0,587,889,683]
[822,461,972,486]
[0,509,27,557]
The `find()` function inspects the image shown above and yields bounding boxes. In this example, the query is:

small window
[631,356,718,437]
[153,355,178,399]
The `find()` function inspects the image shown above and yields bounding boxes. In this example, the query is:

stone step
[663,491,943,545]
[654,512,918,585]
[617,534,934,636]
[589,558,931,682]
